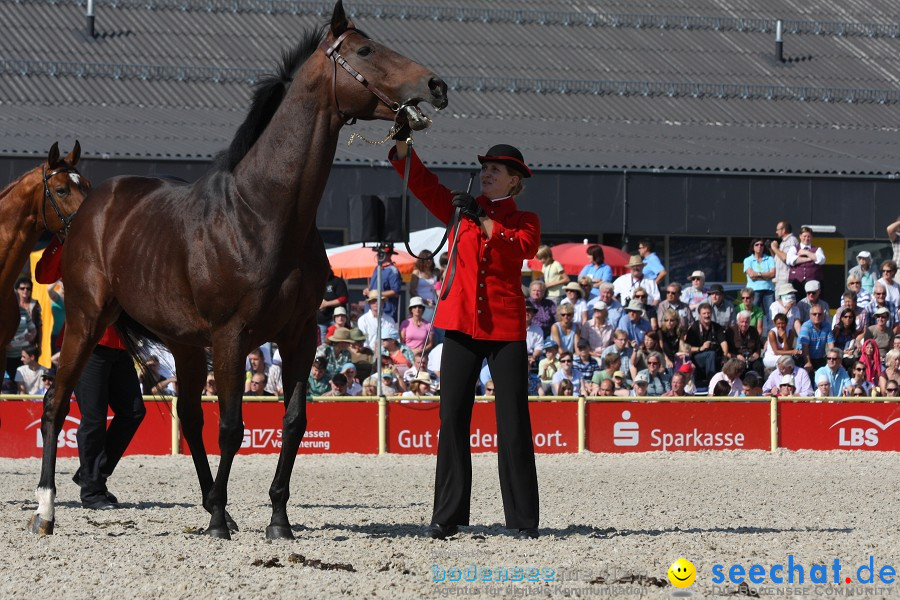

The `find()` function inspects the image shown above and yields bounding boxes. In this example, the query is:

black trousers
[74,346,146,500]
[432,330,539,529]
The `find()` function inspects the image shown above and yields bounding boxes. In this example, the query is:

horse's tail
[114,311,169,400]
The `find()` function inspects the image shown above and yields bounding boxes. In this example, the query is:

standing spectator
[762,356,813,397]
[763,313,801,370]
[399,297,432,356]
[362,245,402,322]
[618,300,651,346]
[357,290,398,351]
[579,245,613,299]
[637,239,666,285]
[814,348,850,397]
[735,288,766,335]
[846,275,871,309]
[524,302,544,367]
[551,351,582,395]
[849,251,876,294]
[786,226,825,291]
[685,303,727,389]
[707,284,734,327]
[550,303,579,354]
[726,311,763,375]
[527,281,556,338]
[769,283,802,336]
[661,371,690,396]
[707,358,745,397]
[877,260,900,307]
[408,250,438,321]
[832,307,861,369]
[799,306,834,372]
[743,239,776,311]
[15,277,42,357]
[15,346,47,394]
[613,255,660,307]
[887,215,900,264]
[318,269,348,342]
[658,282,693,330]
[535,245,569,301]
[573,339,600,385]
[594,282,623,327]
[637,351,670,396]
[5,302,36,380]
[865,283,896,331]
[798,280,830,323]
[559,281,589,324]
[769,220,799,286]
[581,301,613,359]
[681,270,708,316]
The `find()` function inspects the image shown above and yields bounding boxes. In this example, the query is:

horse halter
[41,164,81,237]
[320,29,402,124]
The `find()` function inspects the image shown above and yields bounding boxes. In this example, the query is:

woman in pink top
[400,296,432,356]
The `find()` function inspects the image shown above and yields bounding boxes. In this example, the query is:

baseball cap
[633,372,649,384]
[804,280,820,293]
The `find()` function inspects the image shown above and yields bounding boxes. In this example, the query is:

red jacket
[389,147,540,341]
[35,238,126,350]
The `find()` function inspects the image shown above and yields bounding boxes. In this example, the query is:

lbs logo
[830,415,900,447]
[26,416,82,448]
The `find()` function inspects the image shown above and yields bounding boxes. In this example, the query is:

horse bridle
[320,28,402,124]
[41,164,81,237]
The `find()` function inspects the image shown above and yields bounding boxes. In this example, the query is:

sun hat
[409,296,425,309]
[333,306,347,316]
[349,327,367,342]
[689,270,705,281]
[625,300,644,313]
[563,282,584,296]
[626,255,644,269]
[327,327,353,343]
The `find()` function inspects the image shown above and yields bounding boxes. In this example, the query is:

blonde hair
[535,245,553,261]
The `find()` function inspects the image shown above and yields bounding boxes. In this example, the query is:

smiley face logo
[668,558,696,588]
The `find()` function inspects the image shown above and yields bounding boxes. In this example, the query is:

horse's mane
[0,170,31,199]
[212,25,326,172]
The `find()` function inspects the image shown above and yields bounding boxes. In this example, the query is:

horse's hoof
[27,513,54,535]
[225,511,239,533]
[204,526,232,540]
[265,524,294,540]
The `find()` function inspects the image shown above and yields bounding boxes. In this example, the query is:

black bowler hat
[477,144,533,178]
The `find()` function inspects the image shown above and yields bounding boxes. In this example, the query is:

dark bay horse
[29,0,447,538]
[0,143,87,350]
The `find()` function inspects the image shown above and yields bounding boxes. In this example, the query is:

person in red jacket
[36,237,146,510]
[390,138,541,540]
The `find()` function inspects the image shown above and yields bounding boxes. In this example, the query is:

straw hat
[327,327,353,343]
[563,281,584,296]
[413,371,432,384]
[626,255,644,269]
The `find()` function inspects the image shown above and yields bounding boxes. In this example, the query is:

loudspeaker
[348,195,407,244]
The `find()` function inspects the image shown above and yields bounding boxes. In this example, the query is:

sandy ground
[0,451,897,599]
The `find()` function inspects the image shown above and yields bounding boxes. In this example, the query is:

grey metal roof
[3,0,900,175]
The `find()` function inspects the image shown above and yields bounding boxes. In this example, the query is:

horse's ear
[65,141,81,166]
[330,0,349,36]
[47,142,60,167]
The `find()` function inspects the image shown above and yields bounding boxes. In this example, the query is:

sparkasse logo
[613,410,639,446]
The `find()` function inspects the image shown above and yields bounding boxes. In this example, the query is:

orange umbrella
[527,243,632,276]
[327,246,418,279]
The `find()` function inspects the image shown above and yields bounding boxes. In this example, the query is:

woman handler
[390,138,540,540]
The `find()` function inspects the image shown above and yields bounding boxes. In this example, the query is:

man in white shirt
[357,290,397,351]
[613,255,660,307]
[769,220,798,286]
[785,226,825,292]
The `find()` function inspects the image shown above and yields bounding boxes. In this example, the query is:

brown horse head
[322,0,448,129]
[42,140,90,235]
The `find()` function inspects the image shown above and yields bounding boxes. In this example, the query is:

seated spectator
[483,379,495,397]
[769,283,802,336]
[735,288,766,336]
[203,372,217,396]
[762,355,813,397]
[399,297,432,356]
[661,371,691,396]
[403,354,439,391]
[551,351,583,395]
[630,371,650,397]
[536,244,569,301]
[15,346,47,395]
[637,351,670,396]
[244,348,268,393]
[579,245,614,299]
[601,329,633,365]
[846,274,871,309]
[814,348,849,397]
[865,283,896,330]
[712,380,733,397]
[594,351,623,385]
[743,238,776,311]
[560,281,589,324]
[379,370,403,397]
[324,306,350,340]
[40,368,55,393]
[707,284,734,327]
[657,309,688,371]
[320,328,353,377]
[245,373,274,397]
[859,307,892,357]
[880,349,900,392]
[321,373,351,397]
[741,370,763,396]
[361,375,379,397]
[266,360,284,396]
[877,260,900,307]
[763,312,802,370]
[307,357,330,398]
[525,302,545,366]
[726,310,763,375]
[551,304,579,354]
[776,374,797,398]
[401,371,434,400]
[580,301,613,359]
[681,270,708,316]
[833,307,860,370]
[573,339,600,384]
[528,281,557,338]
[883,378,900,398]
[815,375,832,398]
[630,289,657,330]
[858,339,882,386]
[348,327,375,380]
[678,362,697,395]
[685,303,727,389]
[832,290,867,334]
[786,226,825,292]
[357,291,398,351]
[614,255,660,306]
[630,330,662,378]
[638,239,666,285]
[538,339,560,394]
[658,282,693,330]
[381,329,414,375]
[844,361,875,396]
[589,377,614,397]
[340,362,362,396]
[612,370,631,396]
[707,358,745,397]
[595,282,624,326]
[557,379,575,397]
[799,305,834,372]
[849,250,876,294]
[798,280,830,323]
[617,300,651,346]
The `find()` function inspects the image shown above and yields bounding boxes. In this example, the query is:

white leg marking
[35,487,56,522]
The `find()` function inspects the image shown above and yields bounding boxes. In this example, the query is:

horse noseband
[41,164,81,237]
[320,29,402,123]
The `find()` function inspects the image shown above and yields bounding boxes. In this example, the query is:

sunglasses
[827,357,839,361]
[17,286,31,291]
[647,361,659,365]
[855,367,865,372]
[485,387,495,392]
[666,290,678,294]
[883,269,896,273]
[741,296,752,300]
[849,281,861,285]
[560,359,573,363]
